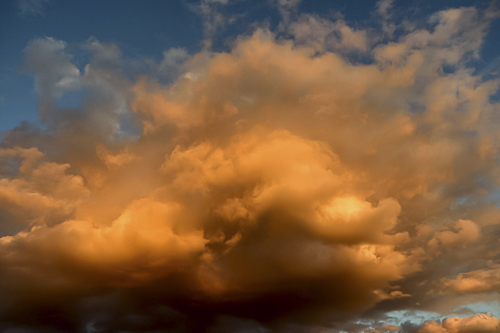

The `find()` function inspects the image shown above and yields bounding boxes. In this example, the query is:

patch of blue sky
[0,71,39,131]
[383,309,441,326]
[454,301,500,317]
[486,188,500,207]
[452,186,500,209]
[450,196,471,210]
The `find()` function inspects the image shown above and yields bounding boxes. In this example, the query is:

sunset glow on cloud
[1,0,500,332]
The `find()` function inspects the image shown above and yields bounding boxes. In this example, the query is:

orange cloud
[418,313,500,333]
[1,3,500,332]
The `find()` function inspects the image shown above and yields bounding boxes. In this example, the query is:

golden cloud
[1,3,500,332]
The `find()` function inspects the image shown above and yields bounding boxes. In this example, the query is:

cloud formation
[417,313,500,333]
[1,1,500,332]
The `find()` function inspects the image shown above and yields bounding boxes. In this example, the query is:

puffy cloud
[1,1,500,332]
[428,219,480,252]
[20,38,81,120]
[290,15,368,53]
[0,147,89,227]
[96,145,137,168]
[418,313,500,333]
[0,198,206,285]
[158,47,191,81]
[443,264,500,294]
[158,129,415,308]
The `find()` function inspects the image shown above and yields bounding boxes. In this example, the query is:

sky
[1,0,500,332]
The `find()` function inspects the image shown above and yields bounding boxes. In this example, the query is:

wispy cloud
[189,0,238,47]
[17,0,52,16]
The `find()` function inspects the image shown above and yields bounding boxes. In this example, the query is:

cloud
[0,147,89,227]
[17,0,51,16]
[1,2,500,332]
[376,0,394,17]
[375,0,396,37]
[189,0,237,45]
[443,264,500,295]
[289,15,368,53]
[19,37,81,120]
[274,0,303,30]
[158,47,191,81]
[417,313,500,333]
[428,219,480,253]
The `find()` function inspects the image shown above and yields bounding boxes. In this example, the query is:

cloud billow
[1,1,500,332]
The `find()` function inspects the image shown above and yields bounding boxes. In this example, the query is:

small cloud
[190,0,234,41]
[274,0,303,30]
[158,47,190,80]
[376,0,394,17]
[17,0,52,17]
[16,0,51,16]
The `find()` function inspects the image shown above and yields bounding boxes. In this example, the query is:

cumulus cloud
[1,2,500,332]
[158,47,191,81]
[443,263,500,294]
[428,219,480,254]
[417,313,500,333]
[0,147,89,227]
[20,37,81,120]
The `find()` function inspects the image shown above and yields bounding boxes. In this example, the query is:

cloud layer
[1,1,500,332]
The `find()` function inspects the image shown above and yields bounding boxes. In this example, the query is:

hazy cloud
[190,0,237,45]
[17,0,51,16]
